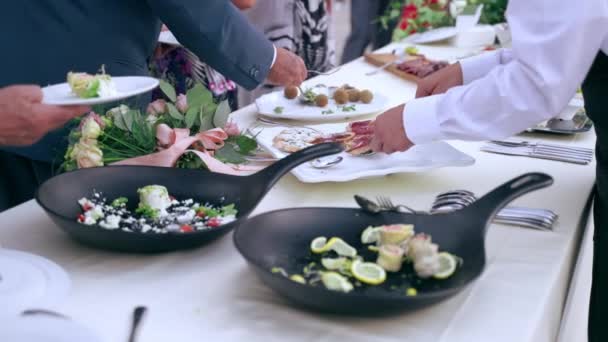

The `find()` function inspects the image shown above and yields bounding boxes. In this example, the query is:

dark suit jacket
[0,0,273,162]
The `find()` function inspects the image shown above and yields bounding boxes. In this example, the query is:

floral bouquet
[62,81,260,175]
[378,0,453,41]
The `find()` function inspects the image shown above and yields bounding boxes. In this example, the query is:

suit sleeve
[147,0,274,90]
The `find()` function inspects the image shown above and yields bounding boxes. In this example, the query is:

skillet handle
[251,142,343,190]
[463,172,554,234]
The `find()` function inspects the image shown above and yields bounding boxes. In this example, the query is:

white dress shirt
[403,0,608,144]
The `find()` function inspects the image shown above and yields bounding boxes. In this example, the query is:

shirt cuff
[270,45,277,69]
[402,95,445,145]
[459,50,502,85]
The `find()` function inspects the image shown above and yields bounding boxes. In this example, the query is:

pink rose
[147,99,167,116]
[176,94,188,113]
[223,121,240,136]
[78,112,104,139]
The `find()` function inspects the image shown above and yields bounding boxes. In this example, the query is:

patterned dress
[238,0,336,107]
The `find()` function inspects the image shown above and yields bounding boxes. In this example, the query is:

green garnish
[321,109,334,115]
[274,106,284,114]
[111,197,128,207]
[135,204,159,219]
[221,203,238,216]
[271,267,288,277]
[302,88,317,103]
[341,104,356,112]
[405,46,420,55]
[196,206,220,218]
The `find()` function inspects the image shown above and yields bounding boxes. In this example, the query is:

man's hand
[0,85,90,146]
[415,62,464,98]
[267,47,308,87]
[370,104,414,154]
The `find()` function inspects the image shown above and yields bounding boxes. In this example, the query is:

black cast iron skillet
[234,172,553,314]
[35,143,343,253]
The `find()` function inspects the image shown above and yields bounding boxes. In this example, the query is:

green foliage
[467,0,508,24]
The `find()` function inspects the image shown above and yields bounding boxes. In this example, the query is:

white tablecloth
[0,43,597,342]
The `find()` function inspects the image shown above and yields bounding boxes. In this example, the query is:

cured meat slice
[396,57,449,78]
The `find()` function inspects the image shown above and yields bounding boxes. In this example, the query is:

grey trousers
[341,0,393,64]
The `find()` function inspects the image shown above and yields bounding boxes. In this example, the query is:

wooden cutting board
[364,53,421,83]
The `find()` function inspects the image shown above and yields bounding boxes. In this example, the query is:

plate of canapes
[255,84,391,121]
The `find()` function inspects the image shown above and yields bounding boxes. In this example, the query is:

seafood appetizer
[272,224,460,294]
[272,120,374,156]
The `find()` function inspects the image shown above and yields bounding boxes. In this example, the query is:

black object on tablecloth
[0,151,53,211]
[582,51,608,342]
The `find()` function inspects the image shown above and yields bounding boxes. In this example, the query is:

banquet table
[0,42,598,342]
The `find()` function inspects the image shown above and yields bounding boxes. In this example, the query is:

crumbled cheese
[99,215,121,229]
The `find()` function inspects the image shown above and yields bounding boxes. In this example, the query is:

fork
[308,67,341,76]
[375,196,418,214]
[256,116,323,133]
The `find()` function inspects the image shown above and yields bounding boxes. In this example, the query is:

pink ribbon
[112,124,262,175]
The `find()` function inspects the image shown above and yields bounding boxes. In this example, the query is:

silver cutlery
[256,116,323,133]
[375,196,419,214]
[128,306,147,342]
[355,195,420,214]
[308,67,341,76]
[481,144,593,165]
[489,140,594,155]
[431,190,557,230]
[365,50,402,76]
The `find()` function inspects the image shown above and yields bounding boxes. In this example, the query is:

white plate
[406,27,458,44]
[0,249,71,317]
[255,88,390,121]
[254,123,475,183]
[42,76,159,106]
[0,316,101,342]
[158,30,181,46]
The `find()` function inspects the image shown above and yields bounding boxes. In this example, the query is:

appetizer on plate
[67,66,118,99]
[272,224,461,294]
[272,120,375,156]
[396,56,450,78]
[77,185,237,233]
[282,84,374,108]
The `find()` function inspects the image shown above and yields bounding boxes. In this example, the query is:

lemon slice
[321,272,354,293]
[361,226,382,244]
[321,257,349,270]
[433,252,458,279]
[311,237,357,257]
[351,259,386,285]
[310,236,329,253]
[368,245,379,252]
[328,238,357,257]
[290,274,306,284]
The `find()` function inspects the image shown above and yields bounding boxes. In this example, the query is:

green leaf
[233,135,258,155]
[124,109,137,131]
[185,106,198,129]
[213,100,232,128]
[187,83,213,110]
[159,79,177,102]
[214,144,246,164]
[199,106,214,132]
[167,103,184,121]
